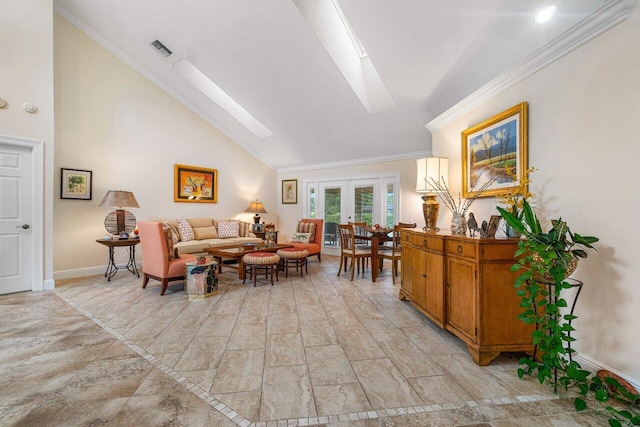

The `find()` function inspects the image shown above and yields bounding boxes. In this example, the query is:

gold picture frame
[461,102,528,198]
[174,164,217,203]
[282,179,297,204]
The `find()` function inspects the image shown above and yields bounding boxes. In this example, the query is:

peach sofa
[160,218,263,254]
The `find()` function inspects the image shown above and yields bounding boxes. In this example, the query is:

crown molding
[277,150,431,174]
[425,0,637,133]
[53,3,277,171]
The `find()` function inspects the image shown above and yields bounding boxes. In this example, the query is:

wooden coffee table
[205,243,294,280]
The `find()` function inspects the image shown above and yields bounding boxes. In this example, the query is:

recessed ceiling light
[534,5,557,25]
[170,58,273,138]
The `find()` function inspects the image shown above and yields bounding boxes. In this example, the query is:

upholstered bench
[277,248,309,278]
[242,252,280,287]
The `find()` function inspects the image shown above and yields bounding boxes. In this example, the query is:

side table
[96,238,140,281]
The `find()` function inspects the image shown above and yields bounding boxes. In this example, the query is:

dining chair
[338,224,372,281]
[349,221,370,271]
[378,223,417,283]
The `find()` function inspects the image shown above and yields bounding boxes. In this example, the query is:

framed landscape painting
[61,168,92,200]
[282,179,297,204]
[461,102,528,198]
[174,164,217,203]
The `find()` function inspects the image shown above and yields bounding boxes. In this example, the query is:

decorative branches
[427,175,496,215]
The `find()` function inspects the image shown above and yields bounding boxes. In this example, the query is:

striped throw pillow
[296,221,316,243]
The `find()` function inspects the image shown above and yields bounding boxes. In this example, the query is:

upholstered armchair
[283,219,324,262]
[138,221,197,295]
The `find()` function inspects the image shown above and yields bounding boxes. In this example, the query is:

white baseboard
[574,351,640,392]
[54,266,110,280]
[43,279,55,290]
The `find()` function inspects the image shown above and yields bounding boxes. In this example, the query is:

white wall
[432,7,640,381]
[53,15,277,277]
[0,0,55,288]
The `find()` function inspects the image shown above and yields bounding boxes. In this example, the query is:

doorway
[0,136,43,294]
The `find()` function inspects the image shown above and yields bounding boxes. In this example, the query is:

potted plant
[498,199,639,426]
[496,166,535,238]
[498,198,597,282]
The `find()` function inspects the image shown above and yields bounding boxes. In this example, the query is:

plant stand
[530,277,583,390]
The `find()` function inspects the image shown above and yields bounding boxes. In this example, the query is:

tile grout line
[55,291,253,427]
[54,280,561,427]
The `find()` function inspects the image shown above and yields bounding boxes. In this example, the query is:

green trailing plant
[498,199,640,427]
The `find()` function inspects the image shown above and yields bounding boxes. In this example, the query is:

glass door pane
[319,182,346,247]
[353,186,373,225]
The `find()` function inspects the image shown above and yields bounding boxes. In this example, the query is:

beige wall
[0,0,55,288]
[432,8,640,382]
[53,15,277,277]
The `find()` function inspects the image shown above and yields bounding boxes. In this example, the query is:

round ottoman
[276,248,309,278]
[242,252,280,287]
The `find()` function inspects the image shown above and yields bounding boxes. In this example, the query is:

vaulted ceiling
[54,0,606,170]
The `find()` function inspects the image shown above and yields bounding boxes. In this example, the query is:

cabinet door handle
[422,274,427,278]
[456,245,463,254]
[422,240,427,247]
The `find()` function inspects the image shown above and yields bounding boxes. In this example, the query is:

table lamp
[245,200,267,223]
[416,157,448,232]
[99,190,140,236]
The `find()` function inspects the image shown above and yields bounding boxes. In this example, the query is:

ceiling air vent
[150,40,173,58]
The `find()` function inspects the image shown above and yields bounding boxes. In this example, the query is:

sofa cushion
[218,221,239,238]
[193,225,218,240]
[296,221,316,243]
[187,218,214,228]
[174,240,211,255]
[177,219,195,241]
[291,232,311,243]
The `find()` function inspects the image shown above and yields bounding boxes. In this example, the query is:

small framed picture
[61,168,92,200]
[485,215,502,238]
[282,179,297,204]
[252,223,263,233]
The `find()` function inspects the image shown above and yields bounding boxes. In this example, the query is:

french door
[313,176,397,248]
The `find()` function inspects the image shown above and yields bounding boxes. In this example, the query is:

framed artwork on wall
[461,102,528,198]
[61,168,92,200]
[174,164,217,203]
[282,179,297,204]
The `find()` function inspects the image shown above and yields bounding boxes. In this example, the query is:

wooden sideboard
[400,229,534,365]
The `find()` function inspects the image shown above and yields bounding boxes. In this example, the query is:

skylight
[331,0,368,59]
[293,0,396,114]
[170,58,273,138]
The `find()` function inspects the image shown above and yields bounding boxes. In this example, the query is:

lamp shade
[416,157,449,193]
[245,200,267,214]
[99,190,140,208]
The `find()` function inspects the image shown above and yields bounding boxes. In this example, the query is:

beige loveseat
[160,218,263,255]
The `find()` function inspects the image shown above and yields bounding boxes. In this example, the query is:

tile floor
[0,256,613,426]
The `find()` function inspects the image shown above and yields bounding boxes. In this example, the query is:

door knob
[16,224,30,230]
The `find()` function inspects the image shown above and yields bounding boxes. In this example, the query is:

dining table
[355,226,393,282]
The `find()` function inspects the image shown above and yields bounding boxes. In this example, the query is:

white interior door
[0,143,33,294]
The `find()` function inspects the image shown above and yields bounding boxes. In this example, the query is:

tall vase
[451,213,467,236]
